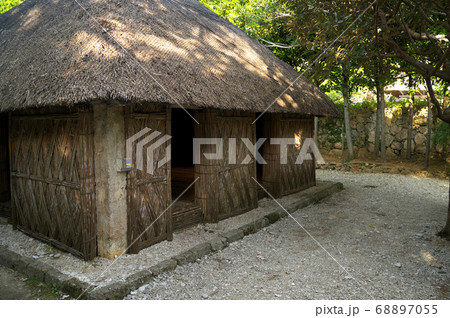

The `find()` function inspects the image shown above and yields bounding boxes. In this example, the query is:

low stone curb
[0,181,343,300]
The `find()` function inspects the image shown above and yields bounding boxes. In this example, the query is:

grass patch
[24,276,64,300]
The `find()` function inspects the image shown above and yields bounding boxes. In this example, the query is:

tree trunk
[341,121,345,158]
[374,80,381,159]
[425,94,432,169]
[380,87,386,163]
[443,142,448,161]
[437,178,450,240]
[406,76,414,159]
[342,72,354,160]
[444,86,449,108]
[431,104,437,155]
[442,87,448,161]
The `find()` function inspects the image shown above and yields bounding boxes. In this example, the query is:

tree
[425,91,433,169]
[342,67,354,159]
[202,0,370,160]
[361,52,397,162]
[406,75,415,159]
[268,0,450,238]
[374,0,449,122]
[364,64,393,162]
[373,0,450,239]
[320,64,368,160]
[278,0,380,160]
[379,80,387,162]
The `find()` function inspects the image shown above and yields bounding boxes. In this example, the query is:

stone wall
[318,106,448,158]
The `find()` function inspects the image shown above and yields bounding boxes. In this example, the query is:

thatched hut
[0,0,339,260]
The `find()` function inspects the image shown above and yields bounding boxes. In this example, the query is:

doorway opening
[0,114,11,220]
[171,108,202,230]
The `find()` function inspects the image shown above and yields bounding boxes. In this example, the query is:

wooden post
[94,103,128,259]
[166,107,173,241]
[314,116,319,145]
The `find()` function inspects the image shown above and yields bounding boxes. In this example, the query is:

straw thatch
[0,0,339,117]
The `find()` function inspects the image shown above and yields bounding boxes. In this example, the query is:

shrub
[432,120,450,147]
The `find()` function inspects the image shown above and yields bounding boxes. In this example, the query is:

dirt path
[126,171,449,300]
[319,154,449,180]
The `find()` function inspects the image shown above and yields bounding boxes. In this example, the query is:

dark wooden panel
[172,205,203,231]
[262,116,315,198]
[0,114,10,202]
[261,114,282,198]
[126,104,171,254]
[10,107,96,260]
[78,106,97,260]
[279,118,315,196]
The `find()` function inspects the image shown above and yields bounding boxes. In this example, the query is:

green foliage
[319,117,343,147]
[432,120,450,147]
[280,0,381,87]
[334,100,378,111]
[338,101,373,111]
[356,131,370,148]
[326,91,343,102]
[24,277,62,300]
[0,0,24,14]
[199,1,288,40]
[199,0,315,74]
[330,99,428,112]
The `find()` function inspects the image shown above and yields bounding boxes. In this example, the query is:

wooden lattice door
[126,105,172,254]
[279,117,315,196]
[9,107,96,260]
[195,110,258,222]
[262,115,315,198]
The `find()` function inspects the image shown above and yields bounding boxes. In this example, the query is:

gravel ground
[0,180,316,287]
[126,171,449,300]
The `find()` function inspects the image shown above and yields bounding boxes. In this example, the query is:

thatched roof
[0,0,339,117]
